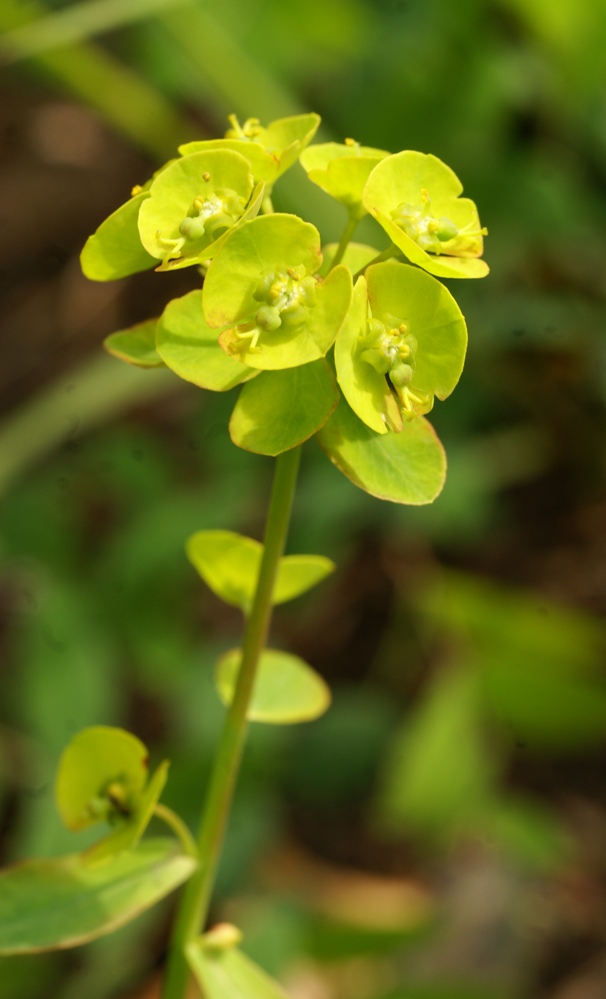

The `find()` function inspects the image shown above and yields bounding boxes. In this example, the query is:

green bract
[81,190,156,282]
[203,214,352,370]
[335,262,468,432]
[156,290,256,391]
[104,318,164,368]
[300,139,389,219]
[316,396,446,505]
[229,359,339,455]
[179,112,320,190]
[138,150,261,270]
[363,151,489,279]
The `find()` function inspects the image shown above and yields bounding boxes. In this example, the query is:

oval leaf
[0,839,196,954]
[156,290,256,391]
[80,192,156,282]
[55,727,149,832]
[215,648,331,724]
[186,530,335,610]
[104,318,165,368]
[229,359,339,455]
[187,937,288,999]
[316,397,446,505]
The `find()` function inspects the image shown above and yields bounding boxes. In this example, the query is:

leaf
[137,150,255,268]
[156,290,256,391]
[104,318,165,368]
[362,151,488,279]
[186,530,335,611]
[55,727,149,832]
[80,191,157,282]
[187,937,289,999]
[229,359,339,455]
[301,140,389,218]
[0,839,196,954]
[181,113,320,189]
[316,396,446,505]
[215,648,331,724]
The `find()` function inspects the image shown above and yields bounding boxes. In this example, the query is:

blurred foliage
[1,0,606,996]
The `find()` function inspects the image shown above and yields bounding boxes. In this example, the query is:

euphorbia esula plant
[0,112,488,999]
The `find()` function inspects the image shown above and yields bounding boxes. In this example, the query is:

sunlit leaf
[0,839,196,954]
[316,396,446,504]
[156,290,256,391]
[229,359,339,455]
[104,318,165,368]
[180,113,320,189]
[301,140,388,218]
[80,191,156,281]
[186,530,335,611]
[215,648,331,724]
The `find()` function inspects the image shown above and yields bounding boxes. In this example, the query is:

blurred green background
[1,1,606,997]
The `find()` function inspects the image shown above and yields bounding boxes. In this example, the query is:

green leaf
[55,727,149,832]
[186,529,335,611]
[156,290,256,391]
[316,396,446,505]
[0,839,196,954]
[180,112,320,189]
[187,936,288,999]
[229,359,339,455]
[104,318,165,368]
[138,150,255,269]
[215,648,331,724]
[301,140,389,218]
[80,191,156,282]
[363,151,489,279]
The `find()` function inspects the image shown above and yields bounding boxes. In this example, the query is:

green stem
[161,446,302,999]
[153,803,198,859]
[352,243,400,281]
[329,214,358,270]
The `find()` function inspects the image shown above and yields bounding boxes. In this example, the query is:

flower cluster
[83,112,488,506]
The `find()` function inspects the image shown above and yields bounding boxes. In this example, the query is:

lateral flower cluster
[82,112,489,506]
